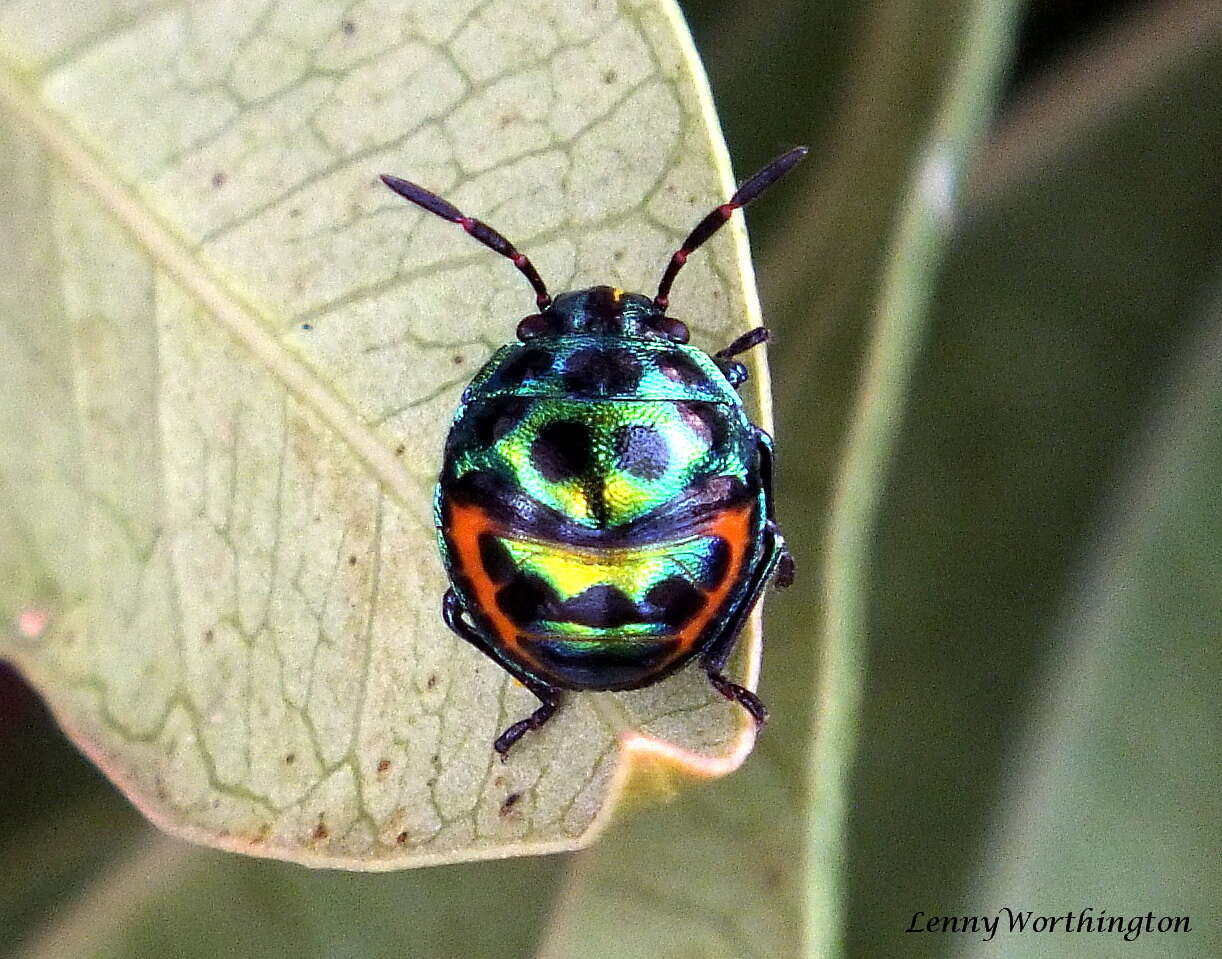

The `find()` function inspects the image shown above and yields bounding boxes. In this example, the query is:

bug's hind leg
[492,684,562,759]
[443,588,565,758]
[707,671,768,726]
[714,327,770,388]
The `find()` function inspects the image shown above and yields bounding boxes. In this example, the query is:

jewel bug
[382,147,806,757]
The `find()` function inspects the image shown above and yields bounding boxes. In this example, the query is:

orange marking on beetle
[443,498,523,658]
[444,495,757,680]
[671,503,754,658]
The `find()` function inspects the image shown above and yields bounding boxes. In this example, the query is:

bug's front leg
[713,326,771,387]
[442,588,565,758]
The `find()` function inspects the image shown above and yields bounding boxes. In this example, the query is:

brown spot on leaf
[211,171,226,188]
[395,444,405,456]
[376,758,391,775]
[313,820,329,840]
[342,19,355,35]
[396,831,409,844]
[426,673,438,689]
[284,753,296,765]
[453,354,463,365]
[203,629,214,644]
[500,792,522,816]
[348,554,357,566]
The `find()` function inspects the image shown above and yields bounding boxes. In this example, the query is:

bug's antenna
[381,174,552,309]
[654,147,809,310]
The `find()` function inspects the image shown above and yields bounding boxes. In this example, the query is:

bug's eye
[652,316,690,344]
[516,313,554,340]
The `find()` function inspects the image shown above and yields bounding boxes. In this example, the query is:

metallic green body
[435,323,774,692]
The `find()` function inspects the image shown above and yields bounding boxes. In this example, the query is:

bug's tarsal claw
[707,671,768,726]
[493,694,560,759]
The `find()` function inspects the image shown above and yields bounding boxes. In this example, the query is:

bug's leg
[712,327,770,388]
[443,588,565,758]
[699,524,783,727]
[756,429,795,588]
[442,586,487,646]
[492,681,563,759]
[717,326,771,359]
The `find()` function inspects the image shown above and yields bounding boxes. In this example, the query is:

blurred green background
[2,0,1219,956]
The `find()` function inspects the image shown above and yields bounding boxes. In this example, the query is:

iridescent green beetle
[381,148,806,757]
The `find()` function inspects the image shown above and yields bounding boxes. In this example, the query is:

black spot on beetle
[496,573,558,625]
[614,425,669,480]
[497,348,552,386]
[531,420,593,481]
[645,576,705,627]
[478,533,516,585]
[563,347,643,395]
[555,585,640,628]
[469,396,533,447]
[676,401,728,449]
[657,350,708,386]
[700,537,731,588]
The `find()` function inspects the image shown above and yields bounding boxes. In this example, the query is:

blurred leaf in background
[2,0,1220,957]
[857,2,1221,955]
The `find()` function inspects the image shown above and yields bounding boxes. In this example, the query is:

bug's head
[516,286,690,343]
